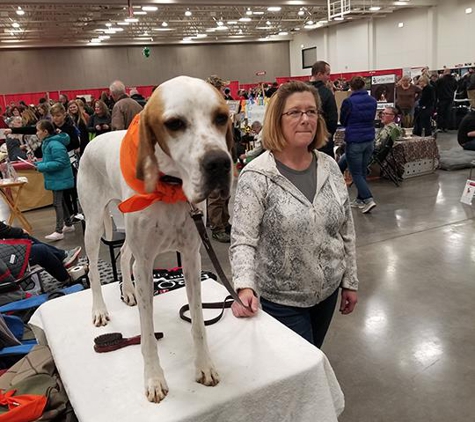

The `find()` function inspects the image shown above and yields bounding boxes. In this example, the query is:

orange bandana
[118,114,187,213]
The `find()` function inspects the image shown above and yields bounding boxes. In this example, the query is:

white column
[368,18,376,70]
[427,6,438,69]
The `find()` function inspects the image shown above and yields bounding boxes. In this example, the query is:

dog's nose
[202,151,231,176]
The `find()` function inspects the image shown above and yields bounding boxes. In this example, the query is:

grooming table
[29,280,344,422]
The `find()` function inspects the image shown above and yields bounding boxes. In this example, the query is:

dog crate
[401,158,439,179]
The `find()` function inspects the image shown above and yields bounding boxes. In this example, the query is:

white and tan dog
[77,76,233,402]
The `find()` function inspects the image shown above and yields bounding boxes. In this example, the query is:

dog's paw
[196,366,220,386]
[145,377,169,403]
[92,309,110,327]
[121,290,137,307]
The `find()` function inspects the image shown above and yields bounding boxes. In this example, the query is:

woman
[396,75,421,128]
[37,102,52,121]
[34,119,74,241]
[230,81,358,348]
[68,99,90,154]
[87,100,111,137]
[413,75,436,137]
[340,76,378,213]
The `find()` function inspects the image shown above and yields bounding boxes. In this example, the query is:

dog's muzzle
[201,150,232,199]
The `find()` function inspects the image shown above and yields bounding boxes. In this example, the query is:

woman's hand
[102,124,109,130]
[232,288,259,318]
[95,124,102,131]
[4,129,12,136]
[340,288,358,315]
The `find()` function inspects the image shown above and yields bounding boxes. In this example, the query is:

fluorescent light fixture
[143,32,149,36]
[117,21,130,25]
[268,7,282,12]
[394,1,408,5]
[153,28,174,31]
[256,26,274,29]
[134,37,151,40]
[369,6,381,11]
[298,10,305,16]
[227,21,238,24]
[99,35,110,39]
[110,27,124,31]
[266,20,271,25]
[466,7,473,14]
[125,18,138,23]
[142,6,158,12]
[319,20,328,24]
[239,17,252,22]
[182,37,192,41]
[246,9,253,15]
[106,23,112,27]
[91,38,102,43]
[253,11,264,15]
[162,21,168,27]
[398,22,404,27]
[206,28,217,32]
[304,24,318,29]
[103,29,117,34]
[216,26,228,31]
[217,21,224,26]
[134,11,147,15]
[193,34,207,38]
[307,20,314,25]
[185,10,192,16]
[294,27,300,31]
[12,23,20,28]
[16,7,25,16]
[2,39,22,43]
[278,31,288,36]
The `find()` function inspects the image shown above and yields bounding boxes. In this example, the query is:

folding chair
[369,136,402,187]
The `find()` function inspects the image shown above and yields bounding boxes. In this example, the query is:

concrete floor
[9,131,475,421]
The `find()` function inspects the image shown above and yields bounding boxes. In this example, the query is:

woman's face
[281,92,318,150]
[419,79,427,88]
[68,103,78,114]
[95,104,103,115]
[12,108,20,117]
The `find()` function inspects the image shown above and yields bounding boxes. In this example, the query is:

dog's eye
[165,118,186,131]
[215,114,229,126]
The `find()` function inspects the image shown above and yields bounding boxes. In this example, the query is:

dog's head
[136,76,233,203]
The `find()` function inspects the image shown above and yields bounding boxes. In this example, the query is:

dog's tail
[103,207,114,242]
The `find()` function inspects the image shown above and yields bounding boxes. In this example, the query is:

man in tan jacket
[109,80,143,130]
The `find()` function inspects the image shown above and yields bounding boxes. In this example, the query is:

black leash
[177,202,251,325]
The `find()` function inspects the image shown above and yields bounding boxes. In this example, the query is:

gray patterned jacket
[230,150,358,308]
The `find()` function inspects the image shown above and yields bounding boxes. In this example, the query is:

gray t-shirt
[275,155,317,203]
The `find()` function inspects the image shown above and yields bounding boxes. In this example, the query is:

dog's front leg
[134,258,169,402]
[182,249,220,386]
[120,241,136,306]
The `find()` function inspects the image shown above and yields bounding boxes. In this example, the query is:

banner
[371,74,396,109]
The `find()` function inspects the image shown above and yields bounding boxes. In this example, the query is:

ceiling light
[301,44,304,48]
[278,31,288,36]
[246,9,253,15]
[319,20,328,24]
[217,21,224,26]
[304,24,318,29]
[134,11,147,15]
[185,10,192,17]
[117,21,130,25]
[466,7,473,14]
[99,35,110,40]
[162,22,168,27]
[206,28,217,32]
[216,26,228,31]
[143,32,149,36]
[227,21,238,24]
[298,10,305,16]
[125,18,138,23]
[134,37,151,41]
[238,29,243,34]
[398,22,404,27]
[253,11,264,15]
[110,27,124,32]
[2,39,22,43]
[307,20,314,25]
[239,17,252,22]
[369,6,381,11]
[16,7,25,16]
[394,1,408,5]
[142,6,158,12]
[266,20,271,25]
[258,38,269,41]
[256,26,274,29]
[91,38,102,43]
[294,27,300,31]
[268,7,282,12]
[182,37,192,41]
[153,28,174,31]
[104,29,117,34]
[12,23,20,28]
[106,23,112,27]
[194,34,207,38]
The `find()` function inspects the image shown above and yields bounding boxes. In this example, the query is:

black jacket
[418,84,436,109]
[55,115,80,152]
[436,75,457,101]
[458,109,475,146]
[131,94,146,108]
[0,221,25,239]
[309,81,338,135]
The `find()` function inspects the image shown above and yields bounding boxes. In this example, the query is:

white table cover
[30,280,344,422]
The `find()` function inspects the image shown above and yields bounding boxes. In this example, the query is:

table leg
[1,185,33,232]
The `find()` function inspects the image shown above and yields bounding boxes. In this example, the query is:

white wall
[290,1,475,76]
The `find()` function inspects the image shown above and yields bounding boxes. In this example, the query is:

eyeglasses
[282,109,319,120]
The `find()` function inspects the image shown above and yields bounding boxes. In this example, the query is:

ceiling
[0,0,438,49]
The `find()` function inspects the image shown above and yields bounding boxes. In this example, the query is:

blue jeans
[346,141,374,201]
[260,288,339,348]
[28,236,69,282]
[463,139,475,151]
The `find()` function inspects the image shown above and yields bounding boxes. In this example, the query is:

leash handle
[188,202,252,312]
[179,295,234,326]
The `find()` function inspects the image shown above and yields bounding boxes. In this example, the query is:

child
[35,119,75,241]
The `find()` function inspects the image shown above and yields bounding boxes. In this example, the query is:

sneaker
[63,246,82,269]
[62,225,75,233]
[45,232,64,241]
[362,200,377,214]
[212,231,230,243]
[350,199,365,209]
[72,213,85,222]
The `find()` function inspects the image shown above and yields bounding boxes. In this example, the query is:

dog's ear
[226,121,235,154]
[136,105,161,193]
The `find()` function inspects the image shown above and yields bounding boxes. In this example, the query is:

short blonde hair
[50,103,66,115]
[262,80,328,152]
